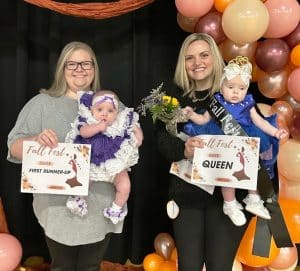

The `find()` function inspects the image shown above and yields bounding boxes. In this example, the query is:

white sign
[21,141,91,195]
[191,135,260,190]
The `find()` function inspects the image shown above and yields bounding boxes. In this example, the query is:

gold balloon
[257,67,290,99]
[221,0,269,44]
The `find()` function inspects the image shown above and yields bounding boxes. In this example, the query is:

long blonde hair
[174,33,224,97]
[40,41,101,97]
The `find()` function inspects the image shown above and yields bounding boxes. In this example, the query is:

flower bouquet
[137,83,188,136]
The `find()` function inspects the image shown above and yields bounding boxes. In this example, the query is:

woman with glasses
[7,41,121,270]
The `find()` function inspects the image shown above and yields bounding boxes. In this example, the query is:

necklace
[192,91,210,102]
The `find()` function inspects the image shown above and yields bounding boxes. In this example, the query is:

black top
[155,83,248,208]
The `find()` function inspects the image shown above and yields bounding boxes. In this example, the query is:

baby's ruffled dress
[65,91,140,219]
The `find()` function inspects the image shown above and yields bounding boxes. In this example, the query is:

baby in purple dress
[66,90,143,224]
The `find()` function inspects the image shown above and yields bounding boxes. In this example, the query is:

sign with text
[191,135,260,190]
[21,141,91,195]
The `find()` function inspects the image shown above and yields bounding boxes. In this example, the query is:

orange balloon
[257,67,290,99]
[170,248,177,262]
[270,100,294,127]
[158,261,177,271]
[290,44,300,67]
[143,253,164,271]
[214,0,233,13]
[236,217,280,267]
[278,198,300,243]
[268,243,298,270]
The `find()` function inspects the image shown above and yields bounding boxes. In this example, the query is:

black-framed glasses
[65,61,94,70]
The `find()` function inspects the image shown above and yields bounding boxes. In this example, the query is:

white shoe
[223,201,247,226]
[103,206,128,224]
[166,200,179,219]
[243,196,271,220]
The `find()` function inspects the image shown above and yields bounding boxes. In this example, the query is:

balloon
[214,0,233,13]
[290,44,300,67]
[175,0,214,18]
[221,39,258,63]
[257,67,290,99]
[278,138,300,181]
[158,261,177,271]
[278,198,300,243]
[154,233,175,260]
[284,23,300,49]
[242,265,270,271]
[194,11,226,44]
[269,260,297,271]
[170,247,177,262]
[263,0,300,39]
[221,0,269,44]
[268,244,298,270]
[290,109,300,140]
[287,68,300,101]
[255,39,290,73]
[176,12,199,33]
[270,100,294,127]
[236,217,280,267]
[279,93,300,110]
[279,176,300,201]
[143,253,164,271]
[0,233,22,271]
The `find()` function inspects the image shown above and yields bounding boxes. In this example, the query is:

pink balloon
[0,233,22,271]
[194,11,226,44]
[268,244,298,270]
[255,39,290,73]
[175,0,214,18]
[263,0,300,39]
[284,23,300,49]
[288,68,300,101]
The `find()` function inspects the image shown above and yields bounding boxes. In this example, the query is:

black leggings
[46,234,111,271]
[173,205,247,271]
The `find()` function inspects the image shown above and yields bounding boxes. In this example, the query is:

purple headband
[92,94,118,109]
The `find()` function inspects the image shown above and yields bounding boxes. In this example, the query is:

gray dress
[7,93,123,246]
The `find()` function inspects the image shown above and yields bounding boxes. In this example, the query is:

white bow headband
[92,94,118,109]
[221,56,252,86]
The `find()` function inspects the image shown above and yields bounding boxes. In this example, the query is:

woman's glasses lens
[65,61,94,70]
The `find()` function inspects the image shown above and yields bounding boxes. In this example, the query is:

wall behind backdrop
[0,0,187,264]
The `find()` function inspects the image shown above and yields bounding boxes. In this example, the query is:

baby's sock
[112,202,122,210]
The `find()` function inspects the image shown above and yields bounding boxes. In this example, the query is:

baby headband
[222,56,252,86]
[92,94,119,109]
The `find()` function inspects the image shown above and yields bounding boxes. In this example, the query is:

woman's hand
[36,129,58,148]
[184,136,203,159]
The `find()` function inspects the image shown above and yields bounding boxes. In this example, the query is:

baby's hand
[97,121,108,132]
[274,128,288,139]
[182,106,194,118]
